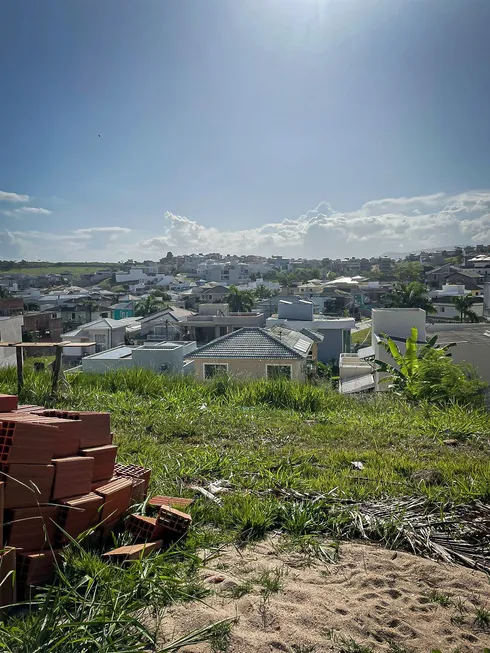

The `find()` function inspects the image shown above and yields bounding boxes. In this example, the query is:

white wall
[0,316,23,368]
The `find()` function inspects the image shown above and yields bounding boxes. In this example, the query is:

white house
[0,316,24,368]
[80,340,197,375]
[430,284,483,321]
[339,308,426,393]
[62,317,142,359]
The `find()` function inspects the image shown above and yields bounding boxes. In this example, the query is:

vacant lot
[0,369,489,651]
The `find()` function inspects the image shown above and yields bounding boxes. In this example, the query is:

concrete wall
[82,357,133,373]
[371,308,426,345]
[316,329,344,363]
[278,300,314,321]
[449,342,490,385]
[0,316,23,368]
[192,357,305,381]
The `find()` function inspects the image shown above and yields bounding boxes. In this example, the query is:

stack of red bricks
[0,392,158,606]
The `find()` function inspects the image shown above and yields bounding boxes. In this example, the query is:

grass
[0,367,489,648]
[427,590,452,607]
[351,327,371,345]
[2,263,117,276]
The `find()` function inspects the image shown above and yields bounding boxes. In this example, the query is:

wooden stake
[51,345,63,398]
[16,347,24,395]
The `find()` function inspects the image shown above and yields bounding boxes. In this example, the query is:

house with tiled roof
[185,326,317,381]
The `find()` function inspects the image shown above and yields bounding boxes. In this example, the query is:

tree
[152,289,171,301]
[386,282,436,314]
[166,251,174,260]
[394,261,423,282]
[226,286,255,312]
[277,272,296,294]
[135,295,162,317]
[452,295,479,323]
[0,287,12,299]
[254,285,273,300]
[82,299,100,322]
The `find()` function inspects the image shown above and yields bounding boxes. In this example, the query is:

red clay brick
[0,464,55,509]
[0,413,82,458]
[5,505,58,551]
[130,478,146,505]
[102,540,162,561]
[0,547,16,610]
[99,516,121,541]
[91,476,115,492]
[57,492,104,544]
[17,549,61,596]
[41,410,111,448]
[80,444,117,482]
[125,514,166,542]
[0,418,56,464]
[95,477,132,522]
[51,456,94,500]
[113,463,151,493]
[157,505,192,538]
[0,394,18,412]
[148,495,194,509]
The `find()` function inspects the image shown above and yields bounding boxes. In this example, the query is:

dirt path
[159,536,490,652]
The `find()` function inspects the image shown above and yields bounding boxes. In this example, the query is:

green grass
[1,263,117,276]
[0,367,489,648]
[352,327,371,345]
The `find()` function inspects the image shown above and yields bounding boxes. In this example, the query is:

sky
[1,0,490,261]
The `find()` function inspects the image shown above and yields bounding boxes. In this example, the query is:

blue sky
[1,0,490,260]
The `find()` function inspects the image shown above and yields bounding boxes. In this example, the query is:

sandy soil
[159,536,490,652]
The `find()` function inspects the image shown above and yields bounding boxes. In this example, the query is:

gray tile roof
[187,327,313,359]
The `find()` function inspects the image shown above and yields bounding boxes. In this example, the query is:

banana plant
[375,327,456,397]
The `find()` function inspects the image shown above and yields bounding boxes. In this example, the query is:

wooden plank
[16,347,24,395]
[51,346,63,398]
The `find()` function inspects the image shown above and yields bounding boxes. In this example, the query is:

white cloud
[74,227,131,235]
[3,190,490,261]
[14,206,52,215]
[0,190,30,203]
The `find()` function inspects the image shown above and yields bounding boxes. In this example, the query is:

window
[266,364,292,380]
[204,363,228,378]
[440,306,445,312]
[100,312,109,318]
[94,334,106,344]
[71,313,76,319]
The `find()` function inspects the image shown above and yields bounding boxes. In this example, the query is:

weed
[450,614,466,627]
[257,567,285,598]
[474,606,490,630]
[227,579,254,599]
[338,637,374,653]
[291,645,317,653]
[427,590,452,607]
[209,619,234,653]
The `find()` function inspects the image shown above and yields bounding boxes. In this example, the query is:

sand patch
[159,537,490,652]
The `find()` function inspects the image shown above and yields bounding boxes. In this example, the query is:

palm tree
[254,285,273,300]
[386,282,436,314]
[0,287,12,299]
[82,299,100,322]
[452,295,479,323]
[226,286,255,312]
[277,272,296,294]
[135,295,162,317]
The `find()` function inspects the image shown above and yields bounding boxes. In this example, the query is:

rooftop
[426,325,490,345]
[186,327,314,360]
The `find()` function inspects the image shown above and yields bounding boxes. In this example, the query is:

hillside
[0,368,489,651]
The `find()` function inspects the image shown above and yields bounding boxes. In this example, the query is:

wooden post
[51,345,63,398]
[16,346,24,396]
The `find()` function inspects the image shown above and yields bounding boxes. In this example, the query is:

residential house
[265,297,355,363]
[56,300,114,329]
[61,317,142,360]
[186,326,316,381]
[0,298,24,316]
[195,282,230,303]
[112,301,135,319]
[137,307,195,341]
[0,316,24,367]
[80,340,197,375]
[425,264,457,288]
[186,304,265,344]
[430,284,483,321]
[22,311,63,342]
[339,308,426,394]
[200,262,251,285]
[444,270,484,295]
